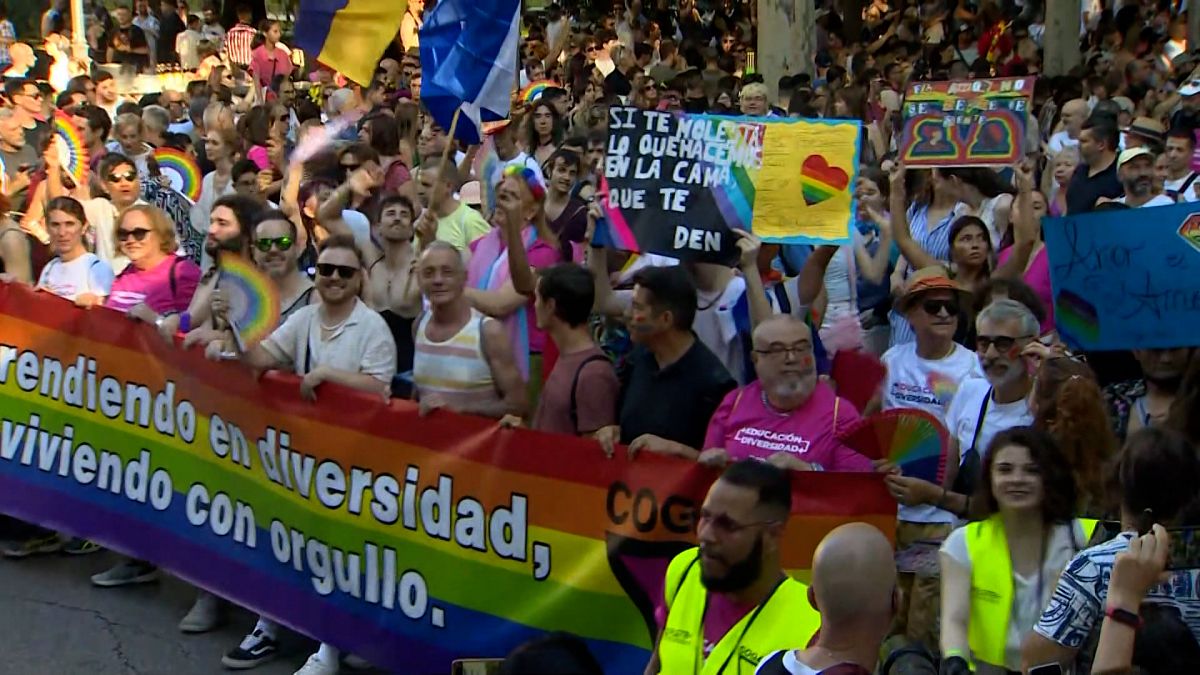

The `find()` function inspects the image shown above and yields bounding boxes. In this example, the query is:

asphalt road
[0,549,318,675]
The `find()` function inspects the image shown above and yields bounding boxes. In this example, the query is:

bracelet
[1104,606,1142,629]
[179,311,191,333]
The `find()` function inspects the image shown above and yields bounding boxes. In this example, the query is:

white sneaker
[90,560,159,587]
[178,591,222,633]
[341,654,371,670]
[294,653,339,675]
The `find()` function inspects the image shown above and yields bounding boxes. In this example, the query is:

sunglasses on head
[255,236,294,252]
[107,170,138,183]
[921,299,960,316]
[316,263,359,279]
[976,335,1031,353]
[118,227,151,242]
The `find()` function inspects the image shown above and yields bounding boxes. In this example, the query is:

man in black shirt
[107,6,151,72]
[157,0,186,66]
[593,265,736,458]
[1065,115,1123,215]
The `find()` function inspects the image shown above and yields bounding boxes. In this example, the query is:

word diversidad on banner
[0,284,895,674]
[600,107,860,262]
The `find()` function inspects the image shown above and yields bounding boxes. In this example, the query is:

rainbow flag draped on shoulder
[0,284,896,672]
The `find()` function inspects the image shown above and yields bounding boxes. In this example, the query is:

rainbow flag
[294,0,406,85]
[0,284,895,672]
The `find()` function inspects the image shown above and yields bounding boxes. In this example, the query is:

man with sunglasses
[70,154,148,273]
[650,460,821,675]
[4,78,48,151]
[875,266,982,658]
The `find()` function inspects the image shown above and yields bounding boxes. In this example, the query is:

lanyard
[701,573,788,675]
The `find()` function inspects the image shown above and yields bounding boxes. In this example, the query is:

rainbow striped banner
[0,284,896,672]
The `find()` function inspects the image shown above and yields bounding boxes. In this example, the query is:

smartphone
[1166,527,1200,571]
[1028,664,1063,675]
[449,659,502,675]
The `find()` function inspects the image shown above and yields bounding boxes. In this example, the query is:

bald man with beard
[755,524,898,675]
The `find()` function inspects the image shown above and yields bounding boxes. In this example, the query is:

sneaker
[179,591,222,633]
[294,653,339,675]
[1,533,64,559]
[221,629,279,670]
[90,560,160,587]
[341,654,371,670]
[62,538,102,555]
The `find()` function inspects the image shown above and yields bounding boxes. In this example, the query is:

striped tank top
[413,309,502,409]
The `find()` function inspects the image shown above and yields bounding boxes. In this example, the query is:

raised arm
[888,164,941,270]
[797,245,837,306]
[733,230,772,329]
[584,202,627,318]
[993,161,1038,279]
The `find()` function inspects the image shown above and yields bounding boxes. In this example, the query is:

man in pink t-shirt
[699,316,872,472]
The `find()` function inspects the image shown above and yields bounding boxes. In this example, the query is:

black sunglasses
[921,299,960,316]
[107,170,138,183]
[255,236,294,252]
[118,227,151,242]
[316,263,359,279]
[976,335,1033,353]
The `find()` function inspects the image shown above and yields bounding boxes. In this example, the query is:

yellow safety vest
[965,516,1100,668]
[657,547,821,675]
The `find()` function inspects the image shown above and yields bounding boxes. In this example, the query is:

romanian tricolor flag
[294,0,406,85]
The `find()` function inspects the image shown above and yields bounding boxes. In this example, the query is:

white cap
[1117,146,1154,168]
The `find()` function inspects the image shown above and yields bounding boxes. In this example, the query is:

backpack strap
[568,353,610,434]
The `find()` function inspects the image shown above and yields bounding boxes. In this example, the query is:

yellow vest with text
[657,547,821,675]
[965,516,1100,667]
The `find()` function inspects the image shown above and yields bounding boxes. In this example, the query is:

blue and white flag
[419,0,521,145]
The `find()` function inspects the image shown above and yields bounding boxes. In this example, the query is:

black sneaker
[221,629,279,670]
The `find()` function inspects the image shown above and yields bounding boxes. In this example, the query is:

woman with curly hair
[1031,357,1120,517]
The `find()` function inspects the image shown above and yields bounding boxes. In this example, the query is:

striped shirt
[225,22,256,66]
[413,310,502,410]
[888,201,960,347]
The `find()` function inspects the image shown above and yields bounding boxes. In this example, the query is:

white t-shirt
[36,253,115,301]
[942,521,1087,670]
[1115,193,1176,208]
[262,298,397,382]
[754,650,823,675]
[1164,172,1200,202]
[945,377,1035,466]
[1047,130,1078,155]
[881,341,983,523]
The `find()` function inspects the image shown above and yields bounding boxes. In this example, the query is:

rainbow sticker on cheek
[798,353,816,369]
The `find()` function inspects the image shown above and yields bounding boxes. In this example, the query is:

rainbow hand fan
[153,147,202,202]
[837,408,950,484]
[218,255,280,351]
[519,79,559,104]
[53,112,89,187]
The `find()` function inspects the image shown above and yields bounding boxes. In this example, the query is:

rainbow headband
[503,164,546,201]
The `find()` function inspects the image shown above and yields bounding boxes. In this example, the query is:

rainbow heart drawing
[800,154,850,207]
[218,255,281,350]
[53,112,89,187]
[1055,289,1101,348]
[1179,217,1200,253]
[153,147,202,202]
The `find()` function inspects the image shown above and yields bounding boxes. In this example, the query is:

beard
[700,535,763,594]
[206,235,244,259]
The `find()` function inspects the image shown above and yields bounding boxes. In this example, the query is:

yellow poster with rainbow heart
[749,118,861,244]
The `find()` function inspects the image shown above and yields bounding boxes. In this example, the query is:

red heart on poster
[801,155,851,206]
[801,155,850,191]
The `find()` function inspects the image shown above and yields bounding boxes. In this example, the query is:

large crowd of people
[1,0,1199,674]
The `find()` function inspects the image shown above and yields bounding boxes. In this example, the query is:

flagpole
[440,109,462,169]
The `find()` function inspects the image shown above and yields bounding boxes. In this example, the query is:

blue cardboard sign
[1043,202,1200,350]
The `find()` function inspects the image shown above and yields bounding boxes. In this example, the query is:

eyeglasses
[316,263,359,279]
[697,509,780,535]
[976,334,1034,353]
[255,236,294,252]
[107,170,138,183]
[921,299,960,316]
[753,344,812,359]
[117,227,151,242]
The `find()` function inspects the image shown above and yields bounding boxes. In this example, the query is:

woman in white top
[190,125,242,270]
[940,427,1088,675]
[37,196,114,306]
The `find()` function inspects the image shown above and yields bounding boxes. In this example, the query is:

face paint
[798,353,815,369]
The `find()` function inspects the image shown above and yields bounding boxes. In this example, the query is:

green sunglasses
[254,236,294,252]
